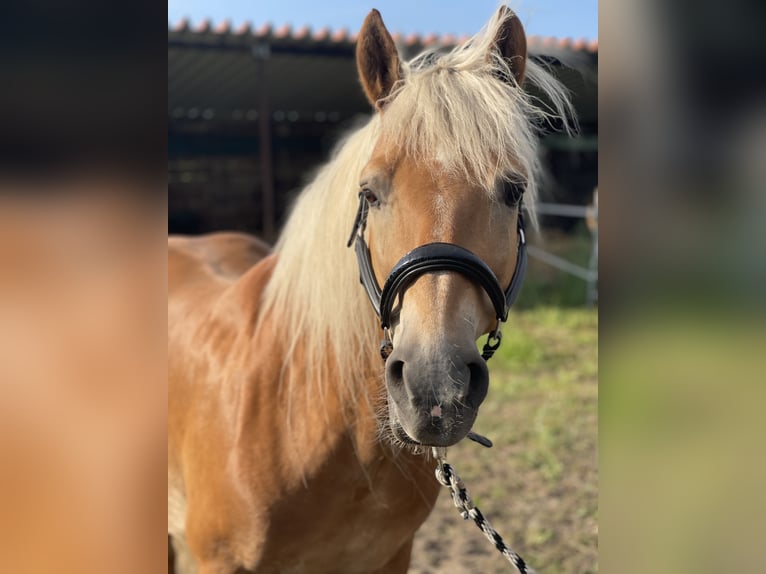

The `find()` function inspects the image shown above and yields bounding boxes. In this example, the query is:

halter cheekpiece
[347,192,527,361]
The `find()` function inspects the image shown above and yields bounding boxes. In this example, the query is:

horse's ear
[356,9,402,109]
[490,7,527,86]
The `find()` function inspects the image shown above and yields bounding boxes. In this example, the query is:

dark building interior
[168,22,598,240]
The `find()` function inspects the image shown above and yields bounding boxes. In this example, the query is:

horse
[168,7,573,573]
[168,232,272,281]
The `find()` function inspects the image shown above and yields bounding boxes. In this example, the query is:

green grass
[598,312,765,574]
[487,307,597,477]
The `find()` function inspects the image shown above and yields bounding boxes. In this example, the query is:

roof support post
[253,43,275,241]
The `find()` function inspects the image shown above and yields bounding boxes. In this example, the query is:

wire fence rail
[531,191,598,306]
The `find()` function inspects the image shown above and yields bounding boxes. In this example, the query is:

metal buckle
[380,328,393,361]
[481,328,502,361]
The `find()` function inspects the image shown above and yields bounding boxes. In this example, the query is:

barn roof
[168,19,597,129]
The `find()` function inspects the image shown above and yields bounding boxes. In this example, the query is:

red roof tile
[312,27,330,42]
[168,18,597,53]
[172,18,189,32]
[331,28,349,42]
[234,22,251,36]
[273,24,292,39]
[293,25,310,40]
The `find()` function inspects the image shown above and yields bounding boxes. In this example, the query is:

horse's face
[356,9,528,448]
[360,155,522,447]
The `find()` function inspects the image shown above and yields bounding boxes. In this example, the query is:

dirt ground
[408,308,598,574]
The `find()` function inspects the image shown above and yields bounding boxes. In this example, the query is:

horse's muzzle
[385,343,489,447]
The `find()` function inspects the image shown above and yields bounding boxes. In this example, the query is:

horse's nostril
[466,360,489,407]
[386,359,405,387]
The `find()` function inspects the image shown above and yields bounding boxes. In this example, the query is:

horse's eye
[502,180,525,207]
[362,188,380,207]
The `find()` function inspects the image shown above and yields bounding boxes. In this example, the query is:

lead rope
[432,447,536,574]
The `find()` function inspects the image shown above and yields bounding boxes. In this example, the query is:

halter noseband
[346,192,527,361]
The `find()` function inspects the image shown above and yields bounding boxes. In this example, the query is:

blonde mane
[381,14,575,212]
[258,9,574,404]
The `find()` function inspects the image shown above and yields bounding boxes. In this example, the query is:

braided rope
[432,448,535,574]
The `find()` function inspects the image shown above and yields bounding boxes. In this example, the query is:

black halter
[346,192,528,361]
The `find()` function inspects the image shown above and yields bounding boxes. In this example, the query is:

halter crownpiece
[347,192,528,361]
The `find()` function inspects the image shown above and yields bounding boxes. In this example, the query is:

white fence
[530,191,598,306]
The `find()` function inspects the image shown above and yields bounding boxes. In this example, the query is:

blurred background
[599,1,766,573]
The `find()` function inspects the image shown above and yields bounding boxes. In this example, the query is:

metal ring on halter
[380,328,394,360]
[481,328,503,361]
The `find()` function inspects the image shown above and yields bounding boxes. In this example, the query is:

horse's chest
[255,456,440,573]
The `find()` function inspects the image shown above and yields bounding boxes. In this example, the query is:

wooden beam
[254,43,275,240]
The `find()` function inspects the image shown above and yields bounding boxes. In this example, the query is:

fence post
[586,189,598,306]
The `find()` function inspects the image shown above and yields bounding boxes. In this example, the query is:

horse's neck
[270,330,383,466]
[226,283,383,474]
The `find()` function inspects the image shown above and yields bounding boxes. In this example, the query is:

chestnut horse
[168,7,572,573]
